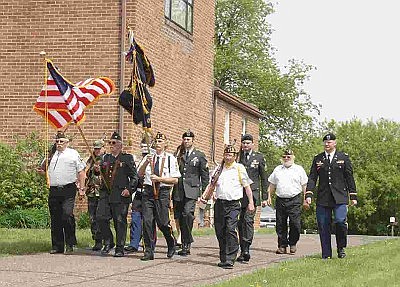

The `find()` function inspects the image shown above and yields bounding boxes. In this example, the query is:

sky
[268,0,400,123]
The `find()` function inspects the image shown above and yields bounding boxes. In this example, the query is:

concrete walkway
[0,233,387,287]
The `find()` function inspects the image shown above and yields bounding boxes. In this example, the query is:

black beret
[322,133,336,141]
[182,130,195,138]
[110,131,122,141]
[241,134,253,142]
[224,144,237,154]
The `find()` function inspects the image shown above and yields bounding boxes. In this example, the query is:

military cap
[182,130,195,138]
[93,140,104,149]
[224,144,237,154]
[55,131,68,140]
[322,133,336,141]
[155,131,167,141]
[110,131,122,141]
[283,149,294,156]
[241,134,253,142]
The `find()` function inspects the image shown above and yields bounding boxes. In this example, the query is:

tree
[215,0,320,146]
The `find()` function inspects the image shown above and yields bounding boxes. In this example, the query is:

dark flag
[119,29,155,131]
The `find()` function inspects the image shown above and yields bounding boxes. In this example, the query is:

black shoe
[221,261,234,269]
[101,243,115,255]
[337,248,346,258]
[167,245,176,258]
[92,242,103,251]
[217,261,227,267]
[64,245,73,255]
[178,243,188,256]
[124,245,138,252]
[141,253,154,261]
[242,250,250,262]
[236,254,245,262]
[114,250,124,257]
[50,249,63,254]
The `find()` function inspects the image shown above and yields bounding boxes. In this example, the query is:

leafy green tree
[215,0,320,146]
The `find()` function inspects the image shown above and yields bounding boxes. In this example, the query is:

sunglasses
[108,140,118,145]
[282,155,292,159]
[55,139,68,144]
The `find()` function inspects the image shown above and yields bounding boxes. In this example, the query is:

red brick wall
[0,0,215,158]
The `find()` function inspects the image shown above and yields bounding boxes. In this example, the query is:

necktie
[245,152,249,162]
[327,154,330,163]
[185,151,189,161]
[154,156,160,176]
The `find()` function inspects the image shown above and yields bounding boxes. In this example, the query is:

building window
[164,0,193,33]
[241,117,247,135]
[224,111,230,145]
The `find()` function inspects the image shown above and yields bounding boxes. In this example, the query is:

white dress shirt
[141,152,181,187]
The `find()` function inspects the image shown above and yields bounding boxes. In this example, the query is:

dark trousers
[48,187,77,251]
[142,186,175,255]
[97,196,129,252]
[174,197,196,244]
[214,199,240,263]
[237,206,255,253]
[316,204,348,258]
[275,194,302,248]
[87,197,102,243]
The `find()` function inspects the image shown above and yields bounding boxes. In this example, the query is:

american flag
[33,60,115,129]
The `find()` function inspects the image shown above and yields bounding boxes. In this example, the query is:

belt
[50,182,75,190]
[144,184,171,191]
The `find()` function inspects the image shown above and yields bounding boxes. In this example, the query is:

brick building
[1,1,263,224]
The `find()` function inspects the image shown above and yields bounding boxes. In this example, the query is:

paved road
[0,233,387,287]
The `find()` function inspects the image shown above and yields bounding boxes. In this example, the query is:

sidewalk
[0,233,386,287]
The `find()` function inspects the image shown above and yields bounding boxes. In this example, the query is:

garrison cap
[155,131,167,141]
[322,133,336,141]
[182,130,195,138]
[241,134,253,142]
[224,144,237,154]
[110,131,122,141]
[283,149,294,156]
[55,131,68,140]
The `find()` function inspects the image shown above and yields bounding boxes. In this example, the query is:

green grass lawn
[208,238,400,287]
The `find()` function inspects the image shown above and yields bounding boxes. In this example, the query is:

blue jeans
[316,204,348,258]
[129,210,142,249]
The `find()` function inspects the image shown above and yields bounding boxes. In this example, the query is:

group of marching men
[39,129,357,268]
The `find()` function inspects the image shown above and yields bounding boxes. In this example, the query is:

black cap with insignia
[224,144,237,154]
[283,149,294,155]
[110,131,122,141]
[182,130,195,138]
[155,131,167,141]
[322,133,336,141]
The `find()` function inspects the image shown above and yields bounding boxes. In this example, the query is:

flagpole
[39,51,51,188]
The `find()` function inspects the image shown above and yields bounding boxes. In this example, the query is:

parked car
[259,205,276,228]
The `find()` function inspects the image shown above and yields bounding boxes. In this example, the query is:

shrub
[0,132,48,213]
[0,207,50,228]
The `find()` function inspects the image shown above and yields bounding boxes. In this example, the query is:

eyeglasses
[55,139,68,144]
[108,141,117,145]
[282,155,291,159]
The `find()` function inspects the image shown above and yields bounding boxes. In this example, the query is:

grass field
[209,238,400,287]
